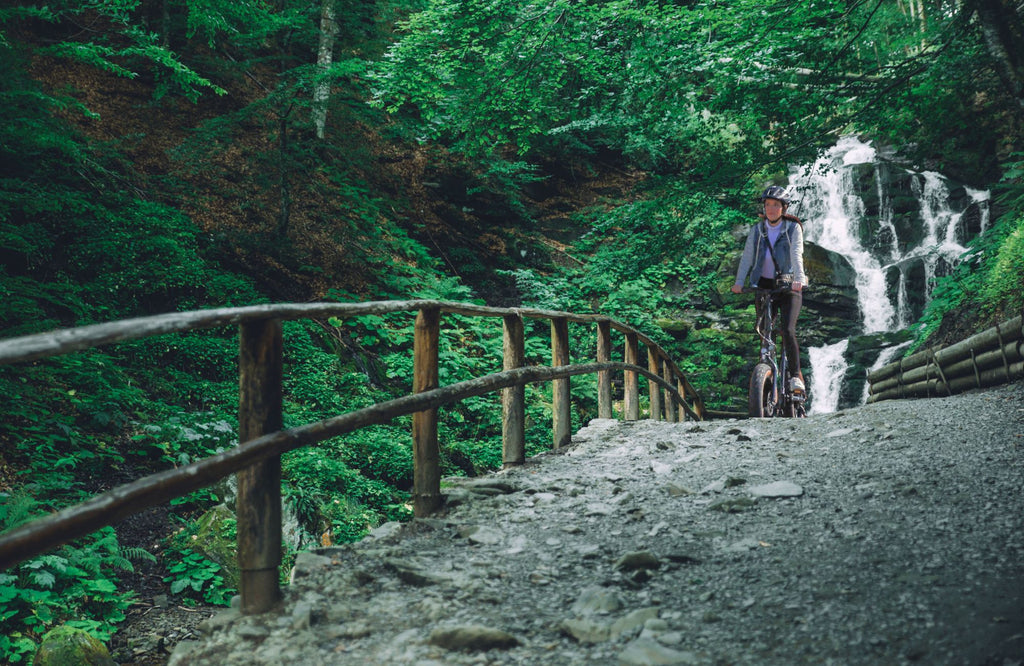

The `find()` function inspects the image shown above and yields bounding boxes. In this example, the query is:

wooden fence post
[663,363,677,422]
[237,318,283,614]
[647,348,662,421]
[413,307,441,516]
[551,317,571,449]
[597,321,613,419]
[502,314,526,466]
[624,332,640,421]
[676,378,688,422]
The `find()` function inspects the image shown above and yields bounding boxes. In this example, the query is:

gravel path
[168,382,1024,665]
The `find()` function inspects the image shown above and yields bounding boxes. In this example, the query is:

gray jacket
[733,218,807,288]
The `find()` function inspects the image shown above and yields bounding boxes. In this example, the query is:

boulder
[33,625,115,666]
[192,503,240,590]
[801,243,860,346]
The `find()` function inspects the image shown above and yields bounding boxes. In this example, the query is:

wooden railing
[867,313,1024,402]
[0,300,705,613]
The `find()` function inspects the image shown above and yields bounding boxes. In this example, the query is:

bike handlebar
[737,285,792,295]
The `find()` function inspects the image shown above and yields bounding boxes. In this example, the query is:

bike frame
[755,289,787,411]
[745,286,805,418]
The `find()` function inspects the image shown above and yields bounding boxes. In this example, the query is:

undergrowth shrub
[0,493,150,664]
[283,445,411,544]
[981,213,1024,318]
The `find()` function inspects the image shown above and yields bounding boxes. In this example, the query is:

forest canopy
[370,0,1021,187]
[0,0,1022,662]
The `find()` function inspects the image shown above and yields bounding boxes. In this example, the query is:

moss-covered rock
[33,624,115,666]
[193,503,240,590]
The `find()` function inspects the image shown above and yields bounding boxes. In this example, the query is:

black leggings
[757,278,803,378]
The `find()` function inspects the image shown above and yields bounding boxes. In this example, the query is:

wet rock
[708,497,757,512]
[618,637,698,665]
[561,617,611,643]
[458,524,503,545]
[192,503,241,589]
[615,551,662,572]
[385,559,453,586]
[611,607,660,640]
[367,521,404,540]
[427,624,519,651]
[572,586,624,615]
[748,481,804,497]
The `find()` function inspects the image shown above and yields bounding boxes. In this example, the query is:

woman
[731,186,807,395]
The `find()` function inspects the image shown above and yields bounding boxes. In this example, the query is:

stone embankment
[169,383,1024,665]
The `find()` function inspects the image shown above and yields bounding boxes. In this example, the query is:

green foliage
[980,213,1024,317]
[9,1,225,102]
[283,445,410,543]
[160,515,238,607]
[162,552,233,606]
[911,208,1024,350]
[675,325,751,411]
[995,154,1024,219]
[0,499,140,663]
[373,0,986,181]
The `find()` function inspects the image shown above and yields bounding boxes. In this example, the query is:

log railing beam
[0,299,712,580]
[663,363,677,422]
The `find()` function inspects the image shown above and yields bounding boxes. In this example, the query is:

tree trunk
[277,113,291,237]
[314,0,338,139]
[971,0,1024,108]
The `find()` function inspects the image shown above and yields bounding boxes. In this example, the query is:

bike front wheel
[748,363,775,418]
[783,398,807,418]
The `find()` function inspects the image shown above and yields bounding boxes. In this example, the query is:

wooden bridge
[0,300,709,614]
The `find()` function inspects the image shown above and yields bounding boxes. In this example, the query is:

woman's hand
[792,282,803,292]
[731,284,743,294]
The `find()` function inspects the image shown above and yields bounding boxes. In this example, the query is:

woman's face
[764,198,785,222]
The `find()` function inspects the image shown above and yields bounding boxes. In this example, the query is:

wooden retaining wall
[866,314,1024,402]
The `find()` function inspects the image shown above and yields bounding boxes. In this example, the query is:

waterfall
[784,136,991,412]
[808,340,849,414]
[790,137,895,333]
[859,340,912,405]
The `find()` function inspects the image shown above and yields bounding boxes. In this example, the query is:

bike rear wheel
[748,363,775,417]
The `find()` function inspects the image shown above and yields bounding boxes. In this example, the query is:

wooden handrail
[0,300,707,612]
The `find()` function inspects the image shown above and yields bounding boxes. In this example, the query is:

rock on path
[169,383,1024,665]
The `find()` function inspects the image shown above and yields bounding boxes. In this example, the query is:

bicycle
[742,285,807,418]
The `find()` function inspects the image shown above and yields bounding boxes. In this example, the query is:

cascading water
[791,137,894,333]
[859,340,912,406]
[808,340,849,414]
[786,136,991,412]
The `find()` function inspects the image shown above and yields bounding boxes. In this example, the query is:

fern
[120,547,158,565]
